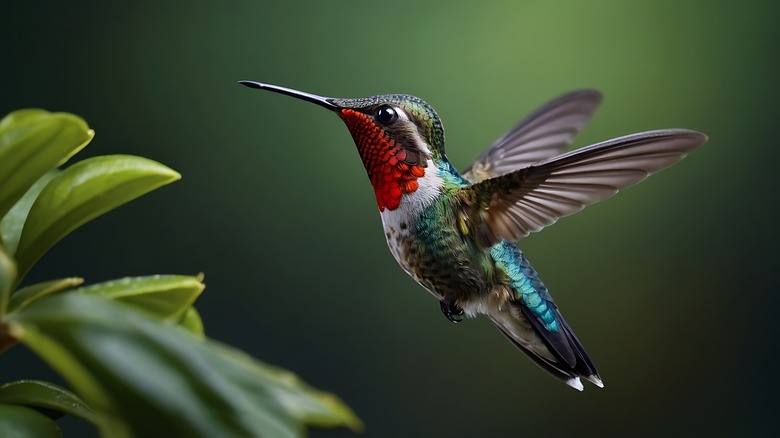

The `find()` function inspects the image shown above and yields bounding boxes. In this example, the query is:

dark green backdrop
[2,1,777,436]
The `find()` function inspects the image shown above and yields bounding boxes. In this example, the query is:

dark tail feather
[490,302,603,391]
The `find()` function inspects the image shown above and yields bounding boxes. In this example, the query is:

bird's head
[240,81,451,211]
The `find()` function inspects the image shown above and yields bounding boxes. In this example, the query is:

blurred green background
[2,1,777,436]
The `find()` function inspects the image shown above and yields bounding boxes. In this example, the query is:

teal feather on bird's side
[491,242,558,332]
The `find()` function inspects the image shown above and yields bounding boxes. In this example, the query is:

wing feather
[464,129,708,247]
[463,90,603,182]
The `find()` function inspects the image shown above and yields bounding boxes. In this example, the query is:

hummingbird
[239,80,707,391]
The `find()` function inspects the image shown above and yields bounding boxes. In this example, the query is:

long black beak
[238,81,340,111]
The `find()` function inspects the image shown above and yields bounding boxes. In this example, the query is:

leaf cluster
[0,110,361,437]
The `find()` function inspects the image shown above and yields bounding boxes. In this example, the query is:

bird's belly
[382,220,493,306]
[383,227,436,296]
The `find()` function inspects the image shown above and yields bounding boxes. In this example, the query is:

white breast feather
[379,160,442,233]
[379,161,443,279]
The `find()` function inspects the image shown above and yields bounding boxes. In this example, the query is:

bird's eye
[375,106,398,125]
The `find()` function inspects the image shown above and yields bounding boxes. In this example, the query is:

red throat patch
[339,109,425,211]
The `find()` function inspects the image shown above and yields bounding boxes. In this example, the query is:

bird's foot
[440,300,464,324]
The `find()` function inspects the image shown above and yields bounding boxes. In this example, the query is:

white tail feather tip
[566,377,584,391]
[586,375,605,388]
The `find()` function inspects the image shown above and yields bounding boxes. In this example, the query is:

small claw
[440,300,464,324]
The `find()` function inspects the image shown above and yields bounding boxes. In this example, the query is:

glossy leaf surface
[0,109,93,221]
[7,277,84,314]
[76,275,204,321]
[177,306,205,338]
[14,155,180,282]
[0,380,97,424]
[0,404,61,438]
[0,171,58,255]
[7,294,362,437]
[0,244,15,316]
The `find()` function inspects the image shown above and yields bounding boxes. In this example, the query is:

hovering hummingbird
[239,80,707,390]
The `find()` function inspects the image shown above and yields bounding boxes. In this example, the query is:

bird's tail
[489,301,603,391]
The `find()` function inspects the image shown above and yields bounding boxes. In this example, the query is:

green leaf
[76,275,204,321]
[1,171,58,255]
[0,404,61,438]
[14,155,181,283]
[0,109,93,221]
[0,244,16,316]
[7,294,362,437]
[7,277,84,314]
[177,306,205,338]
[0,380,97,424]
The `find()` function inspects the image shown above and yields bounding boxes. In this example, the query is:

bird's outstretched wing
[459,129,708,247]
[462,90,603,183]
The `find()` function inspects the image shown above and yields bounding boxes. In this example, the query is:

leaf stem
[0,323,18,356]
